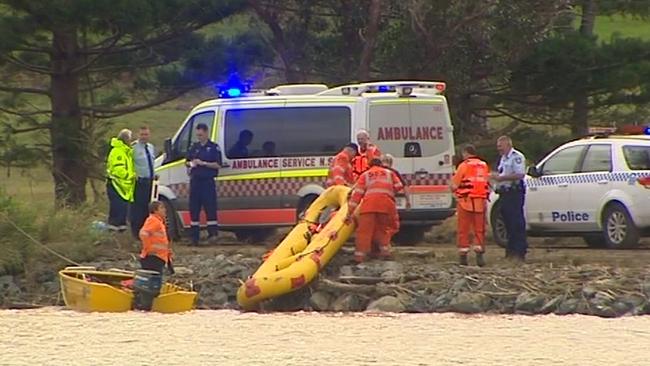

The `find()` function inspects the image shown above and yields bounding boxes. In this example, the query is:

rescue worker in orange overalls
[346,158,405,263]
[352,129,382,180]
[326,143,358,187]
[139,201,174,274]
[451,144,490,267]
[381,153,410,238]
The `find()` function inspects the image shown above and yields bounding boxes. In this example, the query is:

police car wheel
[582,234,606,248]
[602,203,640,249]
[490,203,508,248]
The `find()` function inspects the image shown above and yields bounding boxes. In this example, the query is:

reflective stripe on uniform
[365,188,395,196]
[206,220,218,225]
[190,221,200,226]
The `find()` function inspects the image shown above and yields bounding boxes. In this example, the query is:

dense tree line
[0,0,648,205]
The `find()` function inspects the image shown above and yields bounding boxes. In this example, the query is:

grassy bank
[0,190,109,276]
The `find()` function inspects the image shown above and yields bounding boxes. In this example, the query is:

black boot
[459,254,468,266]
[476,252,486,267]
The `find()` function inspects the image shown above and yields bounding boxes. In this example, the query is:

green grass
[595,14,650,42]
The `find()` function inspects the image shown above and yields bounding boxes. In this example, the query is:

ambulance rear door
[368,97,454,217]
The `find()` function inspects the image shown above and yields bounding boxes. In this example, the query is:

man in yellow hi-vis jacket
[106,129,136,232]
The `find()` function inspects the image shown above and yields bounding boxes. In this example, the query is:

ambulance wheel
[490,202,508,248]
[392,226,427,246]
[297,194,318,221]
[234,229,275,244]
[161,199,180,241]
[602,203,639,249]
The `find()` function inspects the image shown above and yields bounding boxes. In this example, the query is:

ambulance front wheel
[296,194,319,221]
[161,199,181,241]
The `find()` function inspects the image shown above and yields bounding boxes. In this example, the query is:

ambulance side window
[224,107,350,158]
[173,111,214,158]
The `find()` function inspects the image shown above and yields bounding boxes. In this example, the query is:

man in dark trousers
[490,135,528,261]
[130,126,156,239]
[186,123,223,245]
[106,129,135,232]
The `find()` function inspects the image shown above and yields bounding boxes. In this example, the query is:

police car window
[174,111,214,157]
[580,144,612,173]
[224,107,351,158]
[540,146,585,175]
[623,145,650,170]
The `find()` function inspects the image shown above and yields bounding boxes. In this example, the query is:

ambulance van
[155,81,457,244]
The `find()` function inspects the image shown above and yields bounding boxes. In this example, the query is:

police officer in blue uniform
[186,123,223,245]
[491,135,528,261]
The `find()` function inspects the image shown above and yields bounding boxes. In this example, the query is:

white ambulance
[155,81,457,244]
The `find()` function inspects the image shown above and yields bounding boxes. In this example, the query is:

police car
[488,126,650,249]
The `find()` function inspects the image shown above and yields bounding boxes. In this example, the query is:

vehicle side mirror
[527,165,541,178]
[163,138,174,164]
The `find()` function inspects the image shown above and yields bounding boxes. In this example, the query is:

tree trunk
[50,27,86,206]
[571,0,597,137]
[357,0,382,81]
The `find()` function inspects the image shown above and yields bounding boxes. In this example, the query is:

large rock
[0,275,20,297]
[366,296,405,313]
[450,278,468,292]
[332,293,364,312]
[448,292,490,314]
[339,266,354,277]
[309,291,332,311]
[210,291,229,306]
[555,298,579,315]
[514,292,546,314]
[540,296,563,314]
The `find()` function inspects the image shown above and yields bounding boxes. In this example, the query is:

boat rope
[0,211,82,267]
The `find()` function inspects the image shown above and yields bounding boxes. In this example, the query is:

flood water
[1,308,649,365]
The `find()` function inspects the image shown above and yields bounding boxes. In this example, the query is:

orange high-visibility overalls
[139,213,172,264]
[352,144,381,181]
[326,151,355,187]
[349,165,404,263]
[452,157,489,254]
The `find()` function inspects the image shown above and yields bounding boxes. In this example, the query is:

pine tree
[0,0,265,205]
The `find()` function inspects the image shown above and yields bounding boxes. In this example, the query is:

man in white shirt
[490,135,528,261]
[130,126,156,238]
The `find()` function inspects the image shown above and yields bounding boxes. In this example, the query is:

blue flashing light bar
[217,73,252,98]
[226,88,242,98]
[378,85,390,92]
[644,126,650,135]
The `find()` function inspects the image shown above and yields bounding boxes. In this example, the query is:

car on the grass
[488,128,650,249]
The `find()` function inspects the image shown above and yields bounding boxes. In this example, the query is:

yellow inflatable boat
[59,267,198,313]
[237,185,355,310]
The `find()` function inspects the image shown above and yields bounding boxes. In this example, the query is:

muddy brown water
[2,308,649,365]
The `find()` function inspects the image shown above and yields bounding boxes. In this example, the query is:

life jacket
[352,144,381,179]
[139,214,171,263]
[349,166,404,214]
[326,151,354,187]
[456,157,489,199]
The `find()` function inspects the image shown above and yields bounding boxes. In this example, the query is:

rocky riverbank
[3,244,650,318]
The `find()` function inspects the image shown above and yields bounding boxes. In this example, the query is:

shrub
[0,190,106,275]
